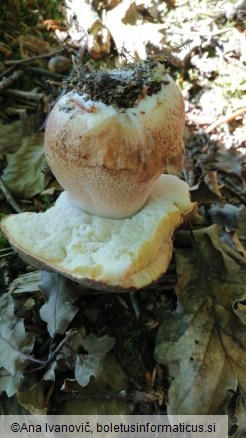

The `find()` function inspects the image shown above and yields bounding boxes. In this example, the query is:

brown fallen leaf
[59,355,131,415]
[2,133,47,198]
[0,294,35,376]
[17,380,48,414]
[190,179,221,203]
[0,369,22,398]
[215,147,245,177]
[39,272,83,337]
[233,299,246,325]
[208,204,241,231]
[155,225,246,415]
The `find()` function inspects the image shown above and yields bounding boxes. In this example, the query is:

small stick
[0,176,23,213]
[4,47,66,66]
[3,88,44,102]
[0,70,23,92]
[55,390,163,404]
[39,40,87,131]
[0,251,13,258]
[130,292,140,319]
[24,328,78,372]
[205,107,246,133]
[225,185,246,205]
[165,27,232,37]
[26,66,66,80]
[0,65,16,80]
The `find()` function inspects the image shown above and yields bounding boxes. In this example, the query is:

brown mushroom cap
[45,73,185,219]
[1,175,195,292]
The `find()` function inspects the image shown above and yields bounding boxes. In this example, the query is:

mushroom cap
[1,175,195,292]
[44,73,185,219]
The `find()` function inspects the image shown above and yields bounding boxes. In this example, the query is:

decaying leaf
[208,204,241,230]
[8,271,42,296]
[2,133,47,198]
[204,171,222,197]
[81,333,115,355]
[227,386,246,437]
[190,178,221,203]
[233,299,246,325]
[0,120,23,156]
[155,225,246,415]
[0,369,22,398]
[74,333,115,388]
[0,294,34,376]
[75,354,101,388]
[39,272,83,336]
[17,380,48,414]
[215,148,245,177]
[60,356,131,415]
[42,361,57,382]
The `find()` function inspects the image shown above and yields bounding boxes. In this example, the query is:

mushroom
[1,175,195,291]
[1,61,196,291]
[45,62,185,219]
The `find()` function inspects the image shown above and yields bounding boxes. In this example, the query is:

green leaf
[81,333,115,354]
[2,133,46,198]
[0,294,34,376]
[39,272,83,336]
[155,225,246,415]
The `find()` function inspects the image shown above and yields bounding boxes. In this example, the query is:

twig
[39,40,87,131]
[166,27,232,37]
[26,66,66,80]
[0,176,23,213]
[205,107,246,133]
[0,247,14,258]
[224,184,246,205]
[55,390,164,404]
[130,292,140,319]
[4,47,66,66]
[24,328,78,373]
[0,70,23,92]
[3,88,44,102]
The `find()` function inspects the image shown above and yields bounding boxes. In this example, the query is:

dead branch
[205,107,246,133]
[0,176,23,213]
[55,390,164,405]
[4,48,66,66]
[26,66,66,80]
[0,70,23,92]
[3,88,44,102]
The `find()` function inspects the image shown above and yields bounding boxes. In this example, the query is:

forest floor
[0,0,245,435]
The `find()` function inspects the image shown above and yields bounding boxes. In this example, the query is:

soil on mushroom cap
[64,59,169,109]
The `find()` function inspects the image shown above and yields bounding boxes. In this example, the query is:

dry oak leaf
[155,225,246,415]
[17,380,48,415]
[39,272,83,337]
[0,369,22,397]
[2,133,47,198]
[0,294,35,376]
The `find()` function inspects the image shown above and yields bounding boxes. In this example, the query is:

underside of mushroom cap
[1,175,196,292]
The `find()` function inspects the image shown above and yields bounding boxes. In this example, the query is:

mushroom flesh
[1,62,195,291]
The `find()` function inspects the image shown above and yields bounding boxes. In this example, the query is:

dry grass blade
[0,247,13,258]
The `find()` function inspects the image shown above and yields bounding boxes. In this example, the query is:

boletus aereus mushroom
[1,60,196,291]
